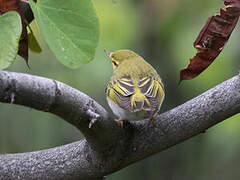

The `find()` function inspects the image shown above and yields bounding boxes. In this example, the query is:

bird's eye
[112,61,118,67]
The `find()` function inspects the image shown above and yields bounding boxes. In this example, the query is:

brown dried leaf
[0,0,28,63]
[180,0,240,81]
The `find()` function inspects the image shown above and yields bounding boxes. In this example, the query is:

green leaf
[0,11,22,69]
[29,0,99,68]
[28,31,42,53]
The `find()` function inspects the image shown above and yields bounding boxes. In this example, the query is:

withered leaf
[0,0,28,63]
[180,0,240,81]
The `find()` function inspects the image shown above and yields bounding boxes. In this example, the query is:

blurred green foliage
[1,0,240,179]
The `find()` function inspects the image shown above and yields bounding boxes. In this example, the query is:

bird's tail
[130,88,151,112]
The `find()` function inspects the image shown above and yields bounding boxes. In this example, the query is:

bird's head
[104,49,138,71]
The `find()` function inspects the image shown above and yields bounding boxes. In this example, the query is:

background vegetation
[1,0,240,179]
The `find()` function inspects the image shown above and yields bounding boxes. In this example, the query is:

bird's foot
[149,119,153,127]
[149,114,157,127]
[119,119,125,128]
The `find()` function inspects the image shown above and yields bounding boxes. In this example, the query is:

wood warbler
[105,49,165,126]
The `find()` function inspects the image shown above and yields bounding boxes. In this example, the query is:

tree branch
[0,70,240,179]
[0,71,123,150]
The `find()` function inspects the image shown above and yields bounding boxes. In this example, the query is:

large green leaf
[29,0,99,68]
[0,11,22,69]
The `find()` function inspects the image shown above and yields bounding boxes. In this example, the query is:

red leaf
[180,0,240,81]
[0,0,28,63]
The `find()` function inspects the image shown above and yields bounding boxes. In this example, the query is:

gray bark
[0,70,239,179]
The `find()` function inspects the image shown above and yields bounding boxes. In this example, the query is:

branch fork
[0,71,240,179]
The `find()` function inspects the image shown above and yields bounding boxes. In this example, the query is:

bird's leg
[119,119,125,128]
[149,114,157,127]
[149,118,154,127]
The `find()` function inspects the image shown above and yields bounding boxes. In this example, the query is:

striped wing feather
[107,76,164,115]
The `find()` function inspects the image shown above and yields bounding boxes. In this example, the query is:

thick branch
[0,71,122,150]
[0,71,240,179]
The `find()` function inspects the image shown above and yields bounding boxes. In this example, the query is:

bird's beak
[104,49,112,57]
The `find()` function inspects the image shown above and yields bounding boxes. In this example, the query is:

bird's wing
[106,76,164,113]
[106,77,135,112]
[138,77,164,114]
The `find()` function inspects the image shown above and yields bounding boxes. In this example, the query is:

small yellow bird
[105,49,165,126]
